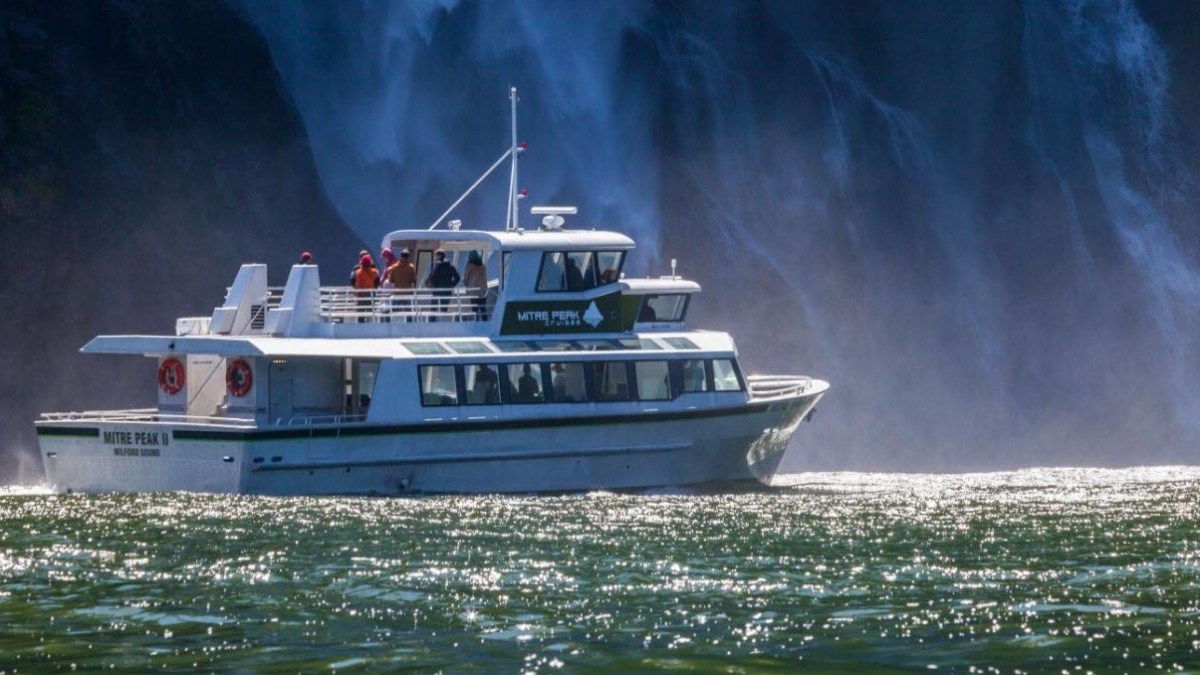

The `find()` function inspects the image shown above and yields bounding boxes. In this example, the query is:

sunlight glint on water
[2,468,1199,670]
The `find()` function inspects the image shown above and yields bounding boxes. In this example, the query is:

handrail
[319,286,490,324]
[39,410,257,427]
[286,413,368,426]
[745,375,813,399]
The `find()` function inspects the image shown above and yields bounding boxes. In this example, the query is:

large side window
[548,362,589,403]
[712,359,744,392]
[506,363,545,403]
[596,251,625,285]
[681,359,708,393]
[419,364,459,406]
[537,252,566,292]
[638,294,689,322]
[590,361,631,402]
[464,364,502,405]
[634,361,671,401]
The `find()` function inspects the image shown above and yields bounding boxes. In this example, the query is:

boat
[34,89,829,495]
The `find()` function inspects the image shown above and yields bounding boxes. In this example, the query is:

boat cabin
[73,218,749,431]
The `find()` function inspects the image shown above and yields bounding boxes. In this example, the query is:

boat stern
[36,421,247,494]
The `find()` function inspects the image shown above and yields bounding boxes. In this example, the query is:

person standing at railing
[351,253,380,323]
[424,249,460,321]
[463,250,488,321]
[377,248,397,322]
[385,248,417,321]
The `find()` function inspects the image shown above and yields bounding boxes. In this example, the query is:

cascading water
[239,0,1200,470]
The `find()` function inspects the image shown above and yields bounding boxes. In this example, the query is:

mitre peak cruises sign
[501,292,634,335]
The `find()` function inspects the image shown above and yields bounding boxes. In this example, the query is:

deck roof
[381,228,636,251]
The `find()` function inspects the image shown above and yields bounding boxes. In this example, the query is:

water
[2,468,1199,671]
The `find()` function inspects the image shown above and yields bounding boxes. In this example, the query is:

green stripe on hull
[36,427,101,438]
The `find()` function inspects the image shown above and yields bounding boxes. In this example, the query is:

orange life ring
[158,358,185,396]
[226,359,253,397]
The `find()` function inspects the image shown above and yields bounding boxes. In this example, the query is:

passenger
[565,256,585,291]
[424,249,461,320]
[377,248,397,321]
[684,359,706,392]
[551,363,567,401]
[463,250,488,321]
[472,365,500,404]
[386,248,418,321]
[638,301,657,322]
[300,251,313,264]
[599,267,617,284]
[351,253,379,323]
[518,363,540,402]
[379,248,397,286]
[348,249,370,285]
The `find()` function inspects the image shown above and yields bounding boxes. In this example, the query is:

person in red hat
[351,252,379,322]
[299,251,313,263]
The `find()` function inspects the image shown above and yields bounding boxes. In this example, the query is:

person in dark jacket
[424,249,460,320]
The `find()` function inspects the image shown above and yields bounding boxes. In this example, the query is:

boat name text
[105,430,168,457]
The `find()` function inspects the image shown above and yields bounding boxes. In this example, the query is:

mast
[505,86,519,231]
[427,87,524,232]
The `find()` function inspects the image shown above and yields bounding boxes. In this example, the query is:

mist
[234,0,1200,472]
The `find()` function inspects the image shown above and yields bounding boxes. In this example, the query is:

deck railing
[319,287,489,324]
[746,375,813,400]
[40,410,370,429]
[39,410,258,427]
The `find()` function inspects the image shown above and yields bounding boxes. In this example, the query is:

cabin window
[464,364,502,405]
[548,362,589,403]
[590,361,631,402]
[681,359,708,393]
[537,252,567,291]
[506,363,545,403]
[638,294,690,322]
[618,338,661,350]
[576,339,619,351]
[712,359,744,392]
[663,337,699,350]
[635,361,671,401]
[596,251,625,285]
[565,252,596,291]
[404,342,449,355]
[419,365,460,406]
[447,341,493,354]
[533,340,576,352]
[495,341,537,352]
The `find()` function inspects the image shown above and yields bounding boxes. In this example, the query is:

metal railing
[39,409,258,427]
[319,287,490,324]
[286,413,368,426]
[746,375,813,400]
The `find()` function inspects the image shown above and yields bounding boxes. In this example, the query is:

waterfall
[240,0,1200,469]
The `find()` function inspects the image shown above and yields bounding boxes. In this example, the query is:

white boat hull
[37,389,824,495]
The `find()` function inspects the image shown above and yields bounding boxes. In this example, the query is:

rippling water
[2,468,1199,671]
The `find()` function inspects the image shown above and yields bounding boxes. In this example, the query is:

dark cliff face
[0,0,366,481]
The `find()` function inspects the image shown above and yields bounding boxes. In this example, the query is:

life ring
[158,358,185,396]
[226,359,253,397]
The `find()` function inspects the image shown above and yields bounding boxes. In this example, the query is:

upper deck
[85,223,703,355]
